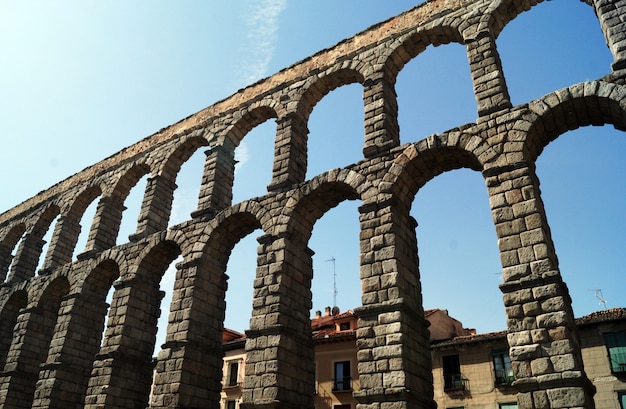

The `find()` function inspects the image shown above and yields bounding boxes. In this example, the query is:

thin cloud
[237,0,287,86]
[234,140,250,175]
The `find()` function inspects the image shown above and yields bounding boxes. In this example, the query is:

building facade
[221,308,626,409]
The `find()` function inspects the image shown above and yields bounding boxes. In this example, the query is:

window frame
[333,360,352,391]
[492,348,515,385]
[442,354,464,391]
[604,331,626,374]
[225,360,242,388]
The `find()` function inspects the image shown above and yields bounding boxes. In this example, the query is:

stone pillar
[363,72,400,157]
[31,292,110,409]
[466,31,512,117]
[84,277,163,409]
[240,234,315,409]
[354,199,435,409]
[40,215,81,271]
[82,195,126,256]
[484,163,595,409]
[192,143,236,219]
[591,0,626,71]
[268,113,309,192]
[0,252,13,283]
[150,257,227,409]
[0,304,59,409]
[0,293,26,372]
[131,176,177,240]
[6,233,45,282]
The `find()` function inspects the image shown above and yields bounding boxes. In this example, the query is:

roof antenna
[588,288,608,310]
[325,257,337,308]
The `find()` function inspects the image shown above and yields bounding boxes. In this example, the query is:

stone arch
[30,258,122,409]
[269,67,366,190]
[194,106,281,217]
[43,185,103,270]
[243,170,367,409]
[382,135,485,206]
[0,223,26,282]
[84,239,180,409]
[523,81,626,163]
[0,275,70,409]
[134,134,210,238]
[355,139,488,409]
[7,204,60,282]
[383,24,465,82]
[83,163,151,253]
[225,104,281,146]
[200,200,271,264]
[150,201,272,408]
[282,168,370,244]
[378,24,470,148]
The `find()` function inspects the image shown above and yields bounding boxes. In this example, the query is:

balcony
[444,374,467,393]
[222,376,243,389]
[332,376,352,392]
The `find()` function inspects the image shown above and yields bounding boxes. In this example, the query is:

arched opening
[306,83,364,180]
[0,224,26,282]
[309,200,361,315]
[535,125,626,317]
[117,173,150,242]
[73,196,99,259]
[170,149,205,226]
[233,119,276,203]
[412,168,503,332]
[497,0,611,106]
[35,213,60,273]
[396,43,476,144]
[223,231,260,333]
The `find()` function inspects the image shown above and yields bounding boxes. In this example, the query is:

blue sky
[1,1,624,348]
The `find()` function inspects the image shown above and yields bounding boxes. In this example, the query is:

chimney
[325,306,331,316]
[315,310,322,318]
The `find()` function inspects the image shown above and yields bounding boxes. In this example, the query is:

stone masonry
[0,0,625,408]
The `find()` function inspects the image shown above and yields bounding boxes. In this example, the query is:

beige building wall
[431,336,518,409]
[219,309,626,409]
[314,339,359,409]
[578,318,626,409]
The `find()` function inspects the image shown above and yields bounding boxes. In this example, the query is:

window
[442,354,464,391]
[492,349,515,384]
[619,391,626,409]
[333,361,351,391]
[225,400,237,409]
[226,361,240,387]
[339,322,350,331]
[604,332,626,373]
[499,403,518,409]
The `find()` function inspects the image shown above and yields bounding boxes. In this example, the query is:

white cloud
[234,140,251,174]
[238,0,287,85]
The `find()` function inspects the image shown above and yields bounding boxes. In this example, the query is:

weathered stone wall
[0,0,625,408]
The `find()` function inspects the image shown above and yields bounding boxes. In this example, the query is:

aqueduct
[0,0,625,408]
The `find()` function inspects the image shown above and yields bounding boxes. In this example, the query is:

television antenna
[588,288,607,310]
[325,257,337,307]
